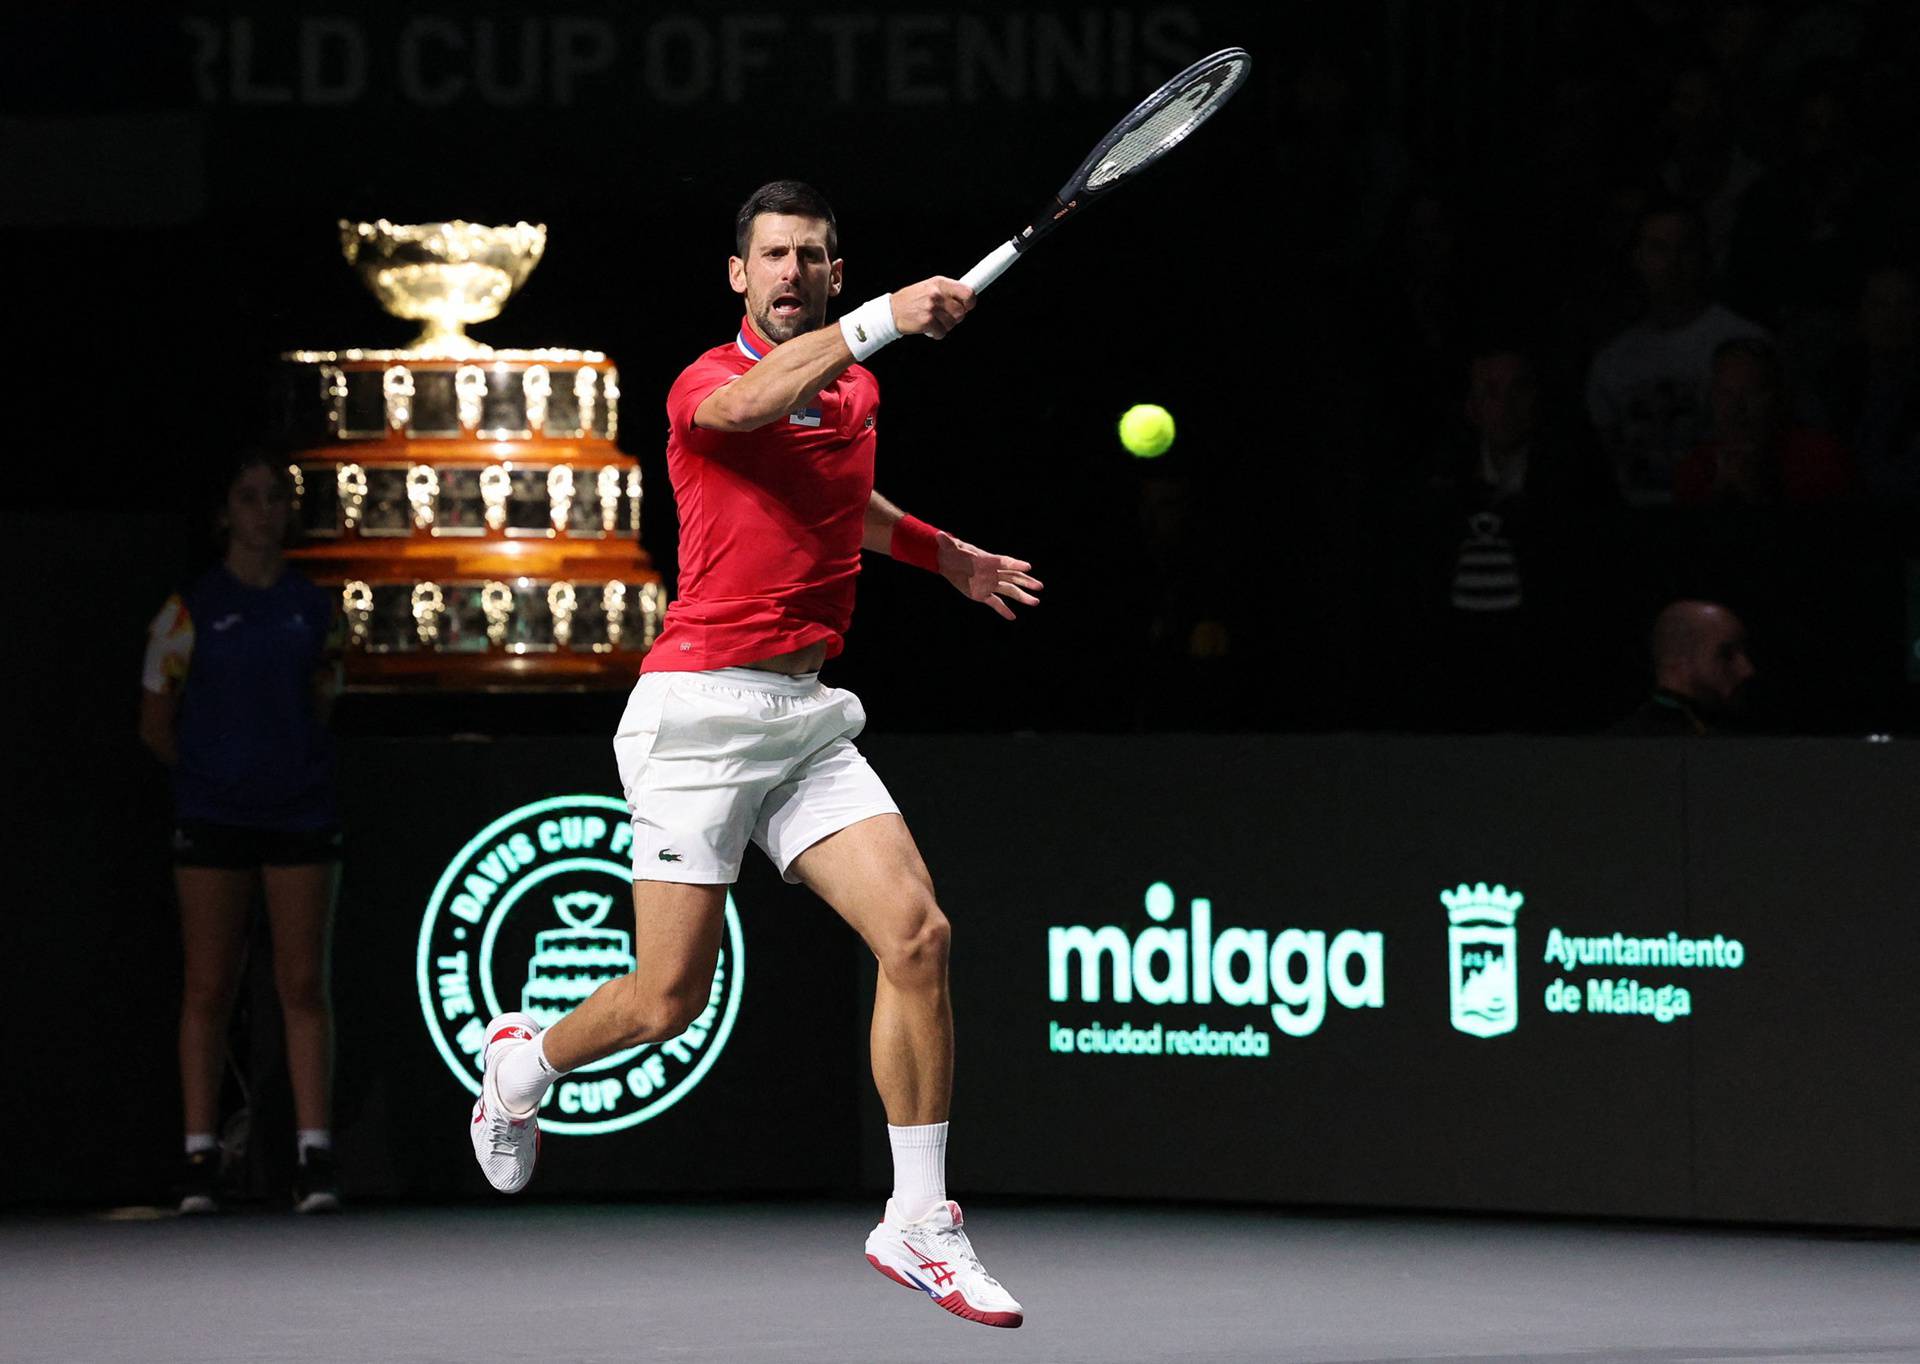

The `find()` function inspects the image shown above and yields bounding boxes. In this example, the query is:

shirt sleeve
[665,355,739,457]
[141,594,194,694]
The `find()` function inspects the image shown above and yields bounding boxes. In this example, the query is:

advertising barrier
[33,733,1909,1224]
[866,735,1920,1229]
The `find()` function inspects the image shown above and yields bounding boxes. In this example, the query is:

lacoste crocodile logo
[658,849,683,863]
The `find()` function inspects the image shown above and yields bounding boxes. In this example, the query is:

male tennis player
[469,181,1036,1329]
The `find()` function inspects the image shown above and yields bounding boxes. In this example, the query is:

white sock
[185,1133,217,1156]
[888,1121,949,1222]
[498,1034,565,1116]
[297,1129,332,1158]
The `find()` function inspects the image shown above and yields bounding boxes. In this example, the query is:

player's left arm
[864,490,1043,621]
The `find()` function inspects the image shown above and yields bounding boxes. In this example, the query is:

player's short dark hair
[734,180,838,259]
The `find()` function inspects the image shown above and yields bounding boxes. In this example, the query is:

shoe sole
[296,1193,342,1214]
[177,1196,217,1216]
[864,1252,1023,1329]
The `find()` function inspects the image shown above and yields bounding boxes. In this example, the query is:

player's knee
[878,896,950,989]
[612,974,707,1045]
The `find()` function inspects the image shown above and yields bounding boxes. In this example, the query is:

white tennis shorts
[613,667,899,885]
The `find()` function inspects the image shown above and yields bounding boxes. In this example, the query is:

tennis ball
[1118,403,1176,458]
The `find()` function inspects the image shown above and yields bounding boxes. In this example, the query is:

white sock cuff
[497,1032,566,1115]
[185,1133,217,1156]
[887,1121,949,1221]
[297,1128,332,1154]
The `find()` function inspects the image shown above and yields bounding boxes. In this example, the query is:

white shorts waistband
[692,666,823,696]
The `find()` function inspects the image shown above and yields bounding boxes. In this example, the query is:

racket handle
[960,240,1021,294]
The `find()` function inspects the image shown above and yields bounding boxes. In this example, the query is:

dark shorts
[172,820,343,869]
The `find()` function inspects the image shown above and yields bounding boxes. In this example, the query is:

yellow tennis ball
[1118,403,1176,458]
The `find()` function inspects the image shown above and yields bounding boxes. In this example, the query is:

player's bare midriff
[741,640,829,675]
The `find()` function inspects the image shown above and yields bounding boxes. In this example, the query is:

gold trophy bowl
[340,219,547,357]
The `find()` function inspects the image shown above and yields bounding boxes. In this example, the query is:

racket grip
[960,240,1021,294]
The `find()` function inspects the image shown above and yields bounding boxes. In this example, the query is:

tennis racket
[958,46,1252,294]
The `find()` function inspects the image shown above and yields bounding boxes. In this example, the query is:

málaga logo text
[1046,881,1385,1057]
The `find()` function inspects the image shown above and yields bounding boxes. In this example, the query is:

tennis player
[469,181,1036,1328]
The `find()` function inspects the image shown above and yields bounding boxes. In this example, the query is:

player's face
[729,213,842,345]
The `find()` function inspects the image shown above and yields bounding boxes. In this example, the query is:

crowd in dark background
[1098,0,1920,741]
[1134,0,1920,737]
[9,2,1920,738]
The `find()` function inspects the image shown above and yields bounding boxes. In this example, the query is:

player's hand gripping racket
[959,46,1252,294]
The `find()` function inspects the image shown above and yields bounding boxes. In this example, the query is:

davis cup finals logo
[417,794,745,1135]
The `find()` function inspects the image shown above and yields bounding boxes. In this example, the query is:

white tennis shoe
[864,1199,1024,1328]
[469,1012,542,1193]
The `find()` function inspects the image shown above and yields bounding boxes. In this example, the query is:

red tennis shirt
[643,317,880,672]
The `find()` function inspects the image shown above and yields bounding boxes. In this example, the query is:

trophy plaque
[277,219,663,689]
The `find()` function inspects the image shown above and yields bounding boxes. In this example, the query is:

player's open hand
[935,532,1042,620]
[890,278,976,340]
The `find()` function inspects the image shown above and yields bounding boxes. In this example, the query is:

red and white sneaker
[864,1199,1024,1328]
[468,1012,542,1193]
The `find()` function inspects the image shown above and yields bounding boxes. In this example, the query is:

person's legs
[176,866,255,1141]
[477,673,760,1191]
[787,812,951,1127]
[789,813,1023,1327]
[259,862,337,1136]
[473,879,728,1193]
[535,880,729,1075]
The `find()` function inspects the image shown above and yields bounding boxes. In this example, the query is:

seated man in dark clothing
[1613,599,1755,735]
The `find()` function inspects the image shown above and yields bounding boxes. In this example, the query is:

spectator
[1612,599,1756,734]
[1406,344,1621,731]
[1811,262,1920,504]
[1586,199,1769,505]
[1377,190,1470,456]
[1133,469,1235,730]
[1657,55,1764,278]
[138,452,344,1215]
[1726,65,1907,373]
[1675,337,1853,505]
[1268,41,1408,290]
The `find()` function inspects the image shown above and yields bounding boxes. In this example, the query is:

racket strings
[1088,58,1249,190]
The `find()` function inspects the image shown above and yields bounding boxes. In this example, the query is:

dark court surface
[4,1201,1917,1363]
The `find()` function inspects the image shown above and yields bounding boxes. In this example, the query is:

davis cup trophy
[277,220,663,687]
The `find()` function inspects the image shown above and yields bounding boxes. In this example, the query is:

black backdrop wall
[20,733,1917,1228]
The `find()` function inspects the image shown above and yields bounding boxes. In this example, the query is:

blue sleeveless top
[171,566,337,830]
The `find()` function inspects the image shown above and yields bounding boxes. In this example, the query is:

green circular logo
[416,794,744,1135]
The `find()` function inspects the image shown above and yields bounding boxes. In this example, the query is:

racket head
[1058,47,1253,202]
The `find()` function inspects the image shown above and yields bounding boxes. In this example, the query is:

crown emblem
[1440,882,1524,927]
[553,889,615,929]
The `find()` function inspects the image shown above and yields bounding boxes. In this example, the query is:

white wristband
[838,294,900,362]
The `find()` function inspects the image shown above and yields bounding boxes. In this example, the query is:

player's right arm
[138,595,193,765]
[692,278,975,433]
